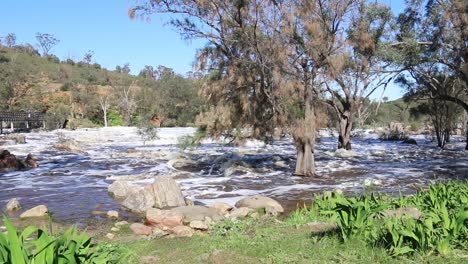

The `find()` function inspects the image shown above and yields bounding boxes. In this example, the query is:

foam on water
[1,126,467,222]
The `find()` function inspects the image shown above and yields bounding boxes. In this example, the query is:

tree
[139,65,155,79]
[394,0,468,149]
[324,2,394,150]
[83,50,94,65]
[131,0,366,176]
[2,33,16,48]
[35,33,59,56]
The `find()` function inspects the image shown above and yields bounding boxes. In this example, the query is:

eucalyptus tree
[35,33,59,56]
[394,0,467,149]
[324,2,394,150]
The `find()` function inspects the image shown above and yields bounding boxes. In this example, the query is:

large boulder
[121,188,155,213]
[146,208,184,230]
[210,202,233,215]
[108,181,130,200]
[171,226,194,237]
[145,176,186,208]
[20,205,48,218]
[170,206,225,224]
[53,140,85,154]
[235,196,284,215]
[402,138,418,145]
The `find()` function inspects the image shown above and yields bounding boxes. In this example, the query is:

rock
[121,187,155,213]
[20,205,48,218]
[210,202,233,215]
[228,207,251,218]
[224,166,251,177]
[107,210,119,218]
[152,227,168,238]
[189,220,209,230]
[5,198,21,211]
[402,138,418,145]
[91,210,106,216]
[167,158,196,170]
[146,176,186,208]
[334,148,357,158]
[108,181,130,200]
[171,226,194,237]
[111,227,120,232]
[170,206,225,224]
[146,208,184,230]
[106,233,115,240]
[115,221,129,227]
[383,207,423,219]
[274,160,288,168]
[250,212,260,218]
[184,197,195,206]
[0,150,38,172]
[305,222,338,233]
[5,134,26,144]
[53,140,85,154]
[235,196,284,215]
[130,223,153,236]
[140,255,159,264]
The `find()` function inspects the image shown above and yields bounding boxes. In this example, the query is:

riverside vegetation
[2,181,467,263]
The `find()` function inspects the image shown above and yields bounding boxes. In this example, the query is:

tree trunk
[465,121,468,150]
[338,111,353,150]
[293,88,316,177]
[103,108,108,127]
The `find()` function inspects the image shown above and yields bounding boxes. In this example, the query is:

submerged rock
[334,148,357,158]
[0,150,38,172]
[235,196,284,215]
[20,205,48,218]
[402,138,418,145]
[53,139,85,154]
[5,198,21,211]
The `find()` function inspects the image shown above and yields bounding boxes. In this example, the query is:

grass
[105,217,467,264]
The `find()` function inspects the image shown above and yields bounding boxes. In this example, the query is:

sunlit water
[0,127,466,223]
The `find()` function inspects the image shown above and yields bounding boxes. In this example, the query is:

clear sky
[0,0,406,100]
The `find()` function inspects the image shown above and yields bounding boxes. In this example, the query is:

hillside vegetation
[0,45,203,129]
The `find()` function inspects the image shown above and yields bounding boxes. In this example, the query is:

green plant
[137,124,159,145]
[0,215,114,263]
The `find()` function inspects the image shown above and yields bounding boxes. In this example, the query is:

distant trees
[2,33,16,48]
[35,33,59,56]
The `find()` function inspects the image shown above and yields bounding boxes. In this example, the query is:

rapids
[0,127,466,222]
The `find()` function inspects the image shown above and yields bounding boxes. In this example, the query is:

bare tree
[35,33,60,56]
[3,33,16,48]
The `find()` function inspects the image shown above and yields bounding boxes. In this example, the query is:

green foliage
[292,181,468,257]
[378,130,409,141]
[107,110,124,126]
[177,127,207,150]
[0,215,114,263]
[137,124,159,145]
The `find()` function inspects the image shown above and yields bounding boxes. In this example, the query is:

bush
[68,118,99,129]
[378,130,409,141]
[107,110,124,126]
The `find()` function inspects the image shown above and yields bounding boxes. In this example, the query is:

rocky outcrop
[0,150,38,172]
[171,226,194,237]
[20,205,48,218]
[235,196,284,215]
[210,202,233,215]
[111,176,186,212]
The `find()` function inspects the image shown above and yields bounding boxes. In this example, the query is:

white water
[1,127,466,221]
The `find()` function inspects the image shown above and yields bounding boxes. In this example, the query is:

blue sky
[0,0,406,100]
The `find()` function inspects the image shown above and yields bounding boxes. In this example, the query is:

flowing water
[0,127,466,223]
